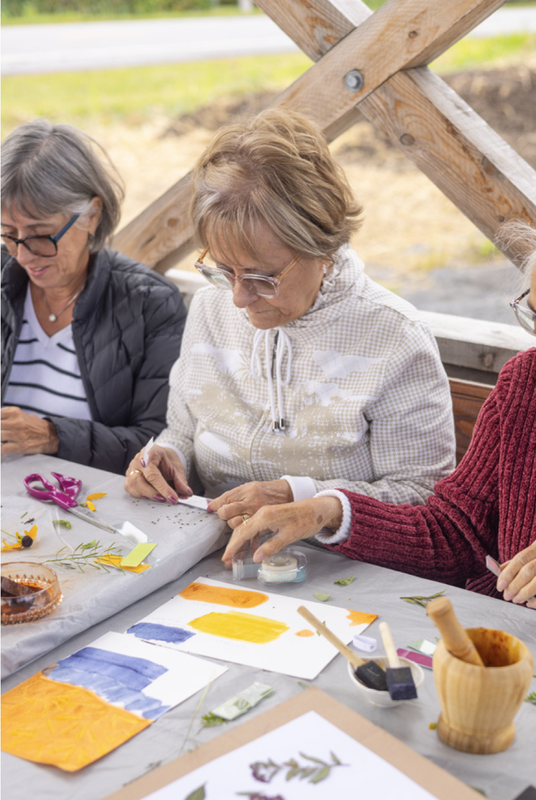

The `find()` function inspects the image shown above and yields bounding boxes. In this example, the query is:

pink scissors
[24,472,115,534]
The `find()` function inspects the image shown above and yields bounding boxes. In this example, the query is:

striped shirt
[3,287,92,421]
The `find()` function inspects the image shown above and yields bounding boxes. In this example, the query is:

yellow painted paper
[121,542,157,568]
[1,673,150,772]
[346,610,378,626]
[188,610,289,643]
[95,554,151,573]
[179,581,268,609]
[295,629,315,637]
[87,492,107,501]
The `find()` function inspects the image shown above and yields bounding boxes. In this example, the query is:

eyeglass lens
[2,235,57,257]
[198,267,278,297]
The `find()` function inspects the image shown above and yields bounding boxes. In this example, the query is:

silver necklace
[42,286,84,323]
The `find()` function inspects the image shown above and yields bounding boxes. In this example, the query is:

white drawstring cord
[250,327,292,431]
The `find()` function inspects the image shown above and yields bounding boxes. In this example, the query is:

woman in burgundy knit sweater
[222,227,536,608]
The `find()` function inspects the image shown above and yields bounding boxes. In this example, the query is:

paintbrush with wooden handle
[379,621,418,700]
[298,606,387,691]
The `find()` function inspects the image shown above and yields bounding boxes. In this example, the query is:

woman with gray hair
[1,120,187,473]
[125,107,456,519]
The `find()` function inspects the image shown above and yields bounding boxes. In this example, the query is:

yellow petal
[86,500,96,512]
[24,525,38,540]
[1,541,22,551]
[86,493,106,501]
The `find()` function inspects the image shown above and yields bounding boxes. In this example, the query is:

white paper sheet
[45,631,227,720]
[126,577,374,680]
[144,710,439,800]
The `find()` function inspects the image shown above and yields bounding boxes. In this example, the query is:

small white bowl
[347,655,424,708]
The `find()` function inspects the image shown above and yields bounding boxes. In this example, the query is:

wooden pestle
[427,597,485,667]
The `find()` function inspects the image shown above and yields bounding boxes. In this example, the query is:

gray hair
[495,219,536,293]
[1,119,124,252]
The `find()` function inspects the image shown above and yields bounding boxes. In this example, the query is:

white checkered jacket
[157,245,456,503]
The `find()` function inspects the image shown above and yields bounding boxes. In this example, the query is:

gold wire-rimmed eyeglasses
[194,247,301,298]
[510,288,536,336]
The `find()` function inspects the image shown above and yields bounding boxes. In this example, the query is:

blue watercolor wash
[128,622,195,644]
[48,647,172,720]
[54,647,166,690]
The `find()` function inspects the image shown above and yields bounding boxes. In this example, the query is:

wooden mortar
[433,627,534,754]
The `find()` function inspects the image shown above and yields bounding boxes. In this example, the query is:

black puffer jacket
[1,247,187,474]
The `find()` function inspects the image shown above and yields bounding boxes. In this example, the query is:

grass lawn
[1,32,534,136]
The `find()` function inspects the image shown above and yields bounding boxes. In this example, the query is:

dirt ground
[87,62,535,308]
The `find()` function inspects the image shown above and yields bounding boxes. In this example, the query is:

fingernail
[153,494,166,503]
[497,579,506,592]
[140,458,146,467]
[512,594,523,604]
[188,489,194,496]
[207,505,213,514]
[253,549,265,564]
[168,495,178,505]
[503,590,513,601]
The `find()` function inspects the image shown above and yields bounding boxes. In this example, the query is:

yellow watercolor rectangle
[188,610,289,644]
[1,673,150,771]
[179,581,268,609]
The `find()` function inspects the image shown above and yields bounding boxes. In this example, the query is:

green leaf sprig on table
[42,540,124,573]
[313,592,330,602]
[200,712,229,728]
[400,590,446,608]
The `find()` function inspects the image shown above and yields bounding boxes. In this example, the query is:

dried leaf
[53,519,72,529]
[400,590,446,608]
[313,592,330,602]
[200,712,228,727]
[299,752,328,766]
[330,751,341,764]
[310,766,330,784]
[334,576,354,586]
[184,786,205,800]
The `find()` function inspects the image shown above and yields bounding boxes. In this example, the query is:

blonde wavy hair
[191,107,363,263]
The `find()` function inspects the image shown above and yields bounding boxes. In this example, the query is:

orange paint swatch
[1,673,150,772]
[179,581,268,609]
[188,610,289,643]
[346,609,378,626]
[295,629,315,637]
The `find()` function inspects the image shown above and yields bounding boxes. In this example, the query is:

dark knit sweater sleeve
[326,349,536,593]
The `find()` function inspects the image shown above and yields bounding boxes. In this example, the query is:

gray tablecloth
[1,454,228,677]
[2,527,535,800]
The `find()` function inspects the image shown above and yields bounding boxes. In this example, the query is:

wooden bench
[449,378,494,464]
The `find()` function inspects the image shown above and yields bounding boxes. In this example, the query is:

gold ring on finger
[241,514,250,523]
[128,469,142,477]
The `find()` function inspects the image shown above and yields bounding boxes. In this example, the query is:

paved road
[3,6,536,76]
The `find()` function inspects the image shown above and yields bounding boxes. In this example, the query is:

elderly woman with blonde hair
[125,108,456,522]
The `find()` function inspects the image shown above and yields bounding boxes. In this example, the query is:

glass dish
[1,562,62,625]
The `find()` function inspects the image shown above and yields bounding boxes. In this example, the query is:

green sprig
[42,540,124,573]
[400,590,446,608]
[525,691,536,706]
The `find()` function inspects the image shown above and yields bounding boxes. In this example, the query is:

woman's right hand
[124,444,191,503]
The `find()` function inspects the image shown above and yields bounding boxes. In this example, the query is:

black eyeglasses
[510,288,536,336]
[1,213,80,258]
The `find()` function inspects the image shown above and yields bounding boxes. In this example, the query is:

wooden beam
[113,0,536,273]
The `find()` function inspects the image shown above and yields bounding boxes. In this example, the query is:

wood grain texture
[449,378,493,462]
[112,0,535,276]
[433,628,533,754]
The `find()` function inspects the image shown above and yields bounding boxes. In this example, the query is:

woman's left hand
[222,496,343,566]
[1,406,59,455]
[497,540,536,609]
[209,479,293,529]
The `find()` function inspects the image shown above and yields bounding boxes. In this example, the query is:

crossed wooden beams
[113,0,536,274]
